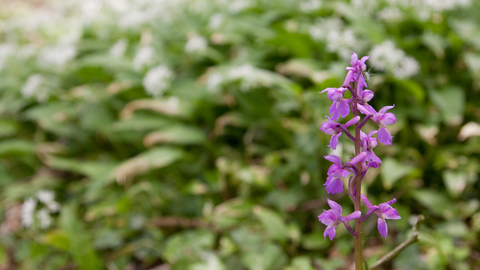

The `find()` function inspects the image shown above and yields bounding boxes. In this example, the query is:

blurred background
[0,0,480,269]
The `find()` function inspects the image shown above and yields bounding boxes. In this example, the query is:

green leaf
[411,189,456,217]
[109,147,184,182]
[0,139,35,157]
[143,125,206,146]
[381,158,413,189]
[253,205,288,241]
[429,86,465,125]
[443,170,467,198]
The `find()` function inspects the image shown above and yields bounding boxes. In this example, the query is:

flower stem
[353,77,363,270]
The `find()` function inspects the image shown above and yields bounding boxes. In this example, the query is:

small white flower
[110,39,128,58]
[369,41,419,78]
[21,74,49,102]
[143,65,173,97]
[206,72,223,92]
[378,7,403,22]
[209,14,224,30]
[185,36,207,54]
[393,57,420,78]
[21,198,36,228]
[36,208,52,229]
[229,0,250,13]
[300,0,322,13]
[133,46,155,71]
[38,45,77,69]
[37,190,60,213]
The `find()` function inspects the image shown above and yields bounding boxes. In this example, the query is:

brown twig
[369,215,424,270]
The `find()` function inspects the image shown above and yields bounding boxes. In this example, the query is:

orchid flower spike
[318,199,361,241]
[361,194,401,239]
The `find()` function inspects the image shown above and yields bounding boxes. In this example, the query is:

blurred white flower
[37,190,60,213]
[309,18,364,59]
[393,57,420,78]
[0,43,16,71]
[38,45,77,68]
[36,208,52,229]
[110,39,128,57]
[206,72,223,92]
[185,35,207,54]
[21,198,36,228]
[133,46,155,71]
[143,65,172,97]
[378,7,403,22]
[369,41,419,78]
[229,0,250,13]
[300,0,321,13]
[21,74,49,102]
[209,14,224,30]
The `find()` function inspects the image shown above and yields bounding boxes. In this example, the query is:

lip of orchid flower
[320,87,350,121]
[318,199,361,241]
[360,194,401,239]
[323,152,367,194]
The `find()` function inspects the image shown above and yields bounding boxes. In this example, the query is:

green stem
[353,76,363,270]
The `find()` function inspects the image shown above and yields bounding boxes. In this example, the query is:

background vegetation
[1,0,480,269]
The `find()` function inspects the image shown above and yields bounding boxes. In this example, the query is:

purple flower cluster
[317,52,400,240]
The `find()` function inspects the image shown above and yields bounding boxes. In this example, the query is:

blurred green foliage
[1,0,480,269]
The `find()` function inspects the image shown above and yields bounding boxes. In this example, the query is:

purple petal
[327,199,343,215]
[324,226,337,241]
[330,101,340,121]
[341,169,351,178]
[360,55,370,66]
[345,116,360,127]
[361,194,374,208]
[343,70,354,86]
[385,198,397,205]
[328,89,344,101]
[338,99,350,118]
[377,127,393,145]
[350,52,359,67]
[349,152,367,165]
[379,105,395,114]
[329,132,342,150]
[324,155,342,165]
[318,211,336,226]
[382,208,401,220]
[325,177,343,194]
[362,90,374,102]
[367,130,378,138]
[377,218,388,239]
[357,104,373,115]
[327,164,342,176]
[367,150,382,164]
[379,113,396,126]
[344,211,362,221]
[320,87,335,94]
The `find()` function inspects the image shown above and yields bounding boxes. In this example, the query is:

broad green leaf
[411,189,456,217]
[143,125,206,146]
[429,86,465,125]
[443,170,467,198]
[0,139,35,157]
[381,158,413,189]
[253,205,288,241]
[109,147,184,183]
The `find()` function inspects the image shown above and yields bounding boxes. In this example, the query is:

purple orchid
[318,199,361,240]
[320,116,360,150]
[361,194,401,239]
[360,131,381,165]
[357,104,397,145]
[320,87,350,121]
[324,152,367,194]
